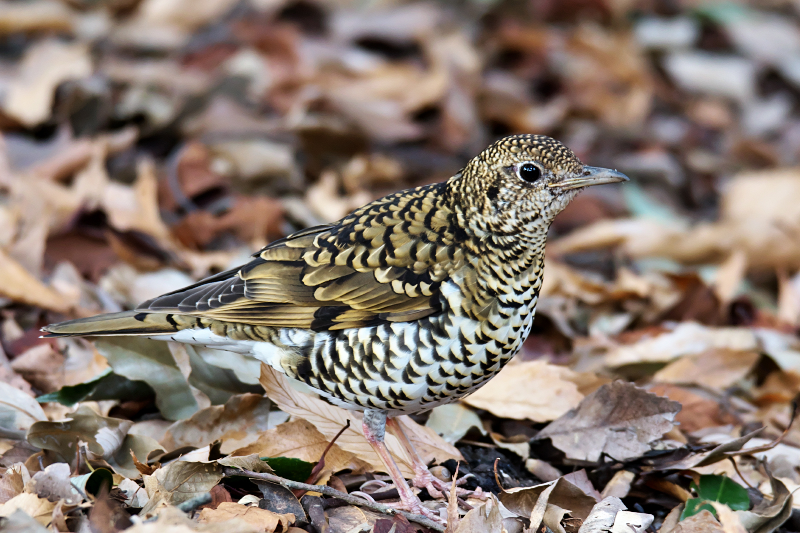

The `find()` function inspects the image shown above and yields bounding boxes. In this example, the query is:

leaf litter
[1,0,800,532]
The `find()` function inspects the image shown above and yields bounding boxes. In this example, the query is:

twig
[725,392,799,457]
[728,457,755,490]
[222,467,445,533]
[177,492,212,512]
[295,419,351,498]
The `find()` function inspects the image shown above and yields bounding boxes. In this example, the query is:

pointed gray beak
[549,166,630,190]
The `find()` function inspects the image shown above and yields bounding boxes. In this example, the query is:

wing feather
[137,182,458,330]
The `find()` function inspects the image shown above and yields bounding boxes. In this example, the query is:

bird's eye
[518,163,541,183]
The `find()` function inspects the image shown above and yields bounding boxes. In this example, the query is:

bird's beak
[549,166,630,190]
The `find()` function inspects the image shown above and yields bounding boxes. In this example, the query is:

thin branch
[222,467,445,533]
[725,392,799,457]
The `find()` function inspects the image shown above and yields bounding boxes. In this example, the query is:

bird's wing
[140,183,464,330]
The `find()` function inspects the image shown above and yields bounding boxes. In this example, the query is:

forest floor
[2,0,800,532]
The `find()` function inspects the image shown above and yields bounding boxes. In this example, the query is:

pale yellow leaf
[0,492,55,526]
[463,360,583,422]
[0,248,73,312]
[198,502,294,532]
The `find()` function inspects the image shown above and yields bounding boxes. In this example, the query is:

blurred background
[2,0,800,416]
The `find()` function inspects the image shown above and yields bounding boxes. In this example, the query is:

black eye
[518,163,541,183]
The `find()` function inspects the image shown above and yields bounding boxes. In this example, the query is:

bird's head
[452,134,628,234]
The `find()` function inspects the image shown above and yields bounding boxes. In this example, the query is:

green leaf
[695,475,750,511]
[95,337,199,421]
[37,369,154,406]
[71,468,114,497]
[680,475,750,521]
[262,457,314,482]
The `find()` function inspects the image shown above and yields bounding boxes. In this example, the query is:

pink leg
[386,418,486,501]
[361,410,443,522]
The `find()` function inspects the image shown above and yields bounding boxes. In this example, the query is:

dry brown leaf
[653,349,759,391]
[0,492,56,526]
[669,510,724,533]
[198,502,294,532]
[231,419,369,474]
[648,384,737,433]
[462,360,583,422]
[710,503,748,533]
[604,323,757,367]
[736,473,793,533]
[3,40,92,126]
[160,394,273,454]
[102,159,173,245]
[141,461,223,516]
[0,248,73,312]
[500,477,597,523]
[0,464,29,504]
[128,505,261,533]
[551,169,800,271]
[454,495,504,533]
[536,381,681,463]
[258,364,461,478]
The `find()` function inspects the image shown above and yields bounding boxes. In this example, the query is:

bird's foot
[411,464,488,502]
[383,494,445,523]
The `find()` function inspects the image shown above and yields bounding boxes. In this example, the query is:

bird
[43,134,628,520]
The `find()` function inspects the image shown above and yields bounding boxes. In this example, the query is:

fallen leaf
[0,492,55,526]
[161,394,273,453]
[127,505,261,533]
[94,337,199,421]
[601,470,636,499]
[653,350,759,391]
[669,510,724,533]
[231,419,369,475]
[198,502,294,532]
[454,494,504,533]
[258,364,461,477]
[26,463,82,504]
[141,460,223,514]
[217,454,273,474]
[0,248,73,312]
[3,40,92,126]
[0,464,29,504]
[648,385,737,433]
[736,473,793,533]
[101,159,173,246]
[535,381,681,463]
[9,343,65,393]
[426,403,486,444]
[646,428,765,471]
[577,497,626,533]
[612,510,654,533]
[27,405,132,464]
[501,477,598,523]
[604,323,758,368]
[462,360,583,422]
[0,382,46,439]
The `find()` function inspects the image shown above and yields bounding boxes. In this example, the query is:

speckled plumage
[44,135,625,418]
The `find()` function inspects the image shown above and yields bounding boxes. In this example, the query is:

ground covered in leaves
[1,0,800,532]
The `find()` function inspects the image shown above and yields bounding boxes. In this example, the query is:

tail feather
[42,311,182,337]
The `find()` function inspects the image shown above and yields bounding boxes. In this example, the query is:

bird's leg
[361,410,442,521]
[386,417,486,501]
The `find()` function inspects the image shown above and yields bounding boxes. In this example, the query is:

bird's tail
[42,311,182,338]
